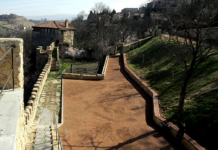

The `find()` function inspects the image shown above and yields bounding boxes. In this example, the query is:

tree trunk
[178,77,189,112]
[178,55,197,112]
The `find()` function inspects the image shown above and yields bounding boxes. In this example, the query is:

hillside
[0,14,35,29]
[126,37,218,149]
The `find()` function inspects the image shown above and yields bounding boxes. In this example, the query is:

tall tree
[162,0,218,112]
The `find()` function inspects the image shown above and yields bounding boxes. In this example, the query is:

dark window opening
[55,40,59,46]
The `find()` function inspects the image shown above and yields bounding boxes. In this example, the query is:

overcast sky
[0,0,150,16]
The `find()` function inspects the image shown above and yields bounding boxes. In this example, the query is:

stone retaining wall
[0,38,24,89]
[123,53,205,150]
[122,37,153,53]
[62,54,109,80]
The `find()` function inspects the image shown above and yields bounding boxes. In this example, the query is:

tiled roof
[32,21,75,30]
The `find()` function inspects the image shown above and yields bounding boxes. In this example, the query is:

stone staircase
[34,125,53,150]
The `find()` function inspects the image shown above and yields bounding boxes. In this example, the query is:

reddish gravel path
[59,55,185,150]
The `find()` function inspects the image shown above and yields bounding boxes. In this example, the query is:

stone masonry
[32,19,75,56]
[0,38,24,89]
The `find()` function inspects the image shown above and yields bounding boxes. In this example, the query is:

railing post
[11,47,14,91]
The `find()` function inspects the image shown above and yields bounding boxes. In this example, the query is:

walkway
[59,56,184,150]
[34,79,61,150]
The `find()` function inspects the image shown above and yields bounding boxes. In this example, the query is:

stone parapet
[122,37,153,53]
[51,125,62,150]
[0,38,24,89]
[62,54,109,80]
[22,43,53,149]
[123,53,205,150]
[36,42,57,74]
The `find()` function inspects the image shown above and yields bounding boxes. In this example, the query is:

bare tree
[91,2,111,15]
[70,11,90,49]
[161,0,218,112]
[117,16,134,42]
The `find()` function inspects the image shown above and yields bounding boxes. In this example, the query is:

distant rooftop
[32,21,75,30]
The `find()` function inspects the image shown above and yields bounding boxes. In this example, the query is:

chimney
[65,19,69,28]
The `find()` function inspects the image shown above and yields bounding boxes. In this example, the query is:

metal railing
[0,46,15,98]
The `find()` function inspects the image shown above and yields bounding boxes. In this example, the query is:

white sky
[0,0,151,16]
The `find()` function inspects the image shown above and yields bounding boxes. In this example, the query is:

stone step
[35,138,52,142]
[35,141,52,146]
[36,131,51,135]
[34,143,52,150]
[34,144,45,150]
[44,147,52,150]
[35,134,51,139]
[37,124,50,128]
[35,134,51,138]
[35,137,51,141]
[37,127,50,132]
[35,135,51,139]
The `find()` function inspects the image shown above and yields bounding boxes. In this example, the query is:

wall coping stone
[123,53,205,150]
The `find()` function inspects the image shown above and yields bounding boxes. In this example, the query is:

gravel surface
[59,55,185,150]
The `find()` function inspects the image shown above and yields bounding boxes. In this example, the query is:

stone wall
[123,52,205,150]
[32,28,74,55]
[36,42,59,74]
[63,30,74,47]
[23,55,53,149]
[0,38,25,150]
[16,100,25,150]
[0,38,57,150]
[20,42,54,149]
[32,28,60,55]
[62,54,109,80]
[122,37,153,53]
[0,38,23,89]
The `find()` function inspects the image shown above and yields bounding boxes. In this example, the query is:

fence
[0,46,15,98]
[64,64,98,75]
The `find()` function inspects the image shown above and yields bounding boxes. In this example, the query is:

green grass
[62,60,98,75]
[47,71,62,81]
[126,37,218,149]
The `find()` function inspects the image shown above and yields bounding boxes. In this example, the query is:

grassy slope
[126,37,218,149]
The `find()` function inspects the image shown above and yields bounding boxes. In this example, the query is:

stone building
[121,8,139,16]
[152,0,191,8]
[32,19,75,55]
